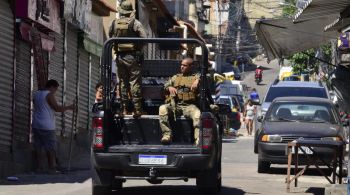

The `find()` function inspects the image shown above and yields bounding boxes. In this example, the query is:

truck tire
[92,185,111,195]
[196,161,221,194]
[92,168,113,195]
[257,159,270,173]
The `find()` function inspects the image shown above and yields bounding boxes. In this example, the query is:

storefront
[0,0,15,162]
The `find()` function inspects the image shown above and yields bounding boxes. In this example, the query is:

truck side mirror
[257,115,263,122]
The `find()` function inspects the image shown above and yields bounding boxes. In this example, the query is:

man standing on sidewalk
[32,79,75,174]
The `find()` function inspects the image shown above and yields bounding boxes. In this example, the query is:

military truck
[91,38,226,195]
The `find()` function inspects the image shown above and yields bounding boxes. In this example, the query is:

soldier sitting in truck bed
[159,57,201,145]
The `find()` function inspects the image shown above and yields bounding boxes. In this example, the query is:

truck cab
[91,38,224,195]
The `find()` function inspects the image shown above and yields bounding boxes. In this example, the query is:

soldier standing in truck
[159,58,201,144]
[108,0,147,118]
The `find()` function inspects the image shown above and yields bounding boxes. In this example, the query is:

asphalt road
[0,59,329,195]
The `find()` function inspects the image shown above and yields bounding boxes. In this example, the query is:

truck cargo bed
[111,115,194,145]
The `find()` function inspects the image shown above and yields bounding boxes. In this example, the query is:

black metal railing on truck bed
[101,38,210,113]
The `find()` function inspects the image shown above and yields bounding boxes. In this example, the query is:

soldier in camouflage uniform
[159,58,201,145]
[109,1,147,118]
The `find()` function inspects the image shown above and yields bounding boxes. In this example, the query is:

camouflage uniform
[159,73,201,144]
[109,1,147,116]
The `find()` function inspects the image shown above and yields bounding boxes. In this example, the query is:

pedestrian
[243,99,256,136]
[95,82,103,103]
[32,79,75,174]
[109,0,147,118]
[249,88,260,105]
[159,58,200,145]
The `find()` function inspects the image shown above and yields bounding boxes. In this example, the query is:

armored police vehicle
[91,38,225,195]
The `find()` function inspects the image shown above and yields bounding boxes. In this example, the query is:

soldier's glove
[210,104,219,114]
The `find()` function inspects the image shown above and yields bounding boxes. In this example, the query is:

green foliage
[282,0,297,17]
[289,49,316,74]
[288,43,332,75]
[281,0,333,76]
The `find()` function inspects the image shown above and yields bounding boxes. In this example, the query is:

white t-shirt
[32,90,56,130]
[246,104,256,119]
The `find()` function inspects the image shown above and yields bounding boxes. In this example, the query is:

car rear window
[265,87,327,102]
[218,98,231,106]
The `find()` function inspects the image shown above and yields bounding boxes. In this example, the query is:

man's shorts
[32,128,57,151]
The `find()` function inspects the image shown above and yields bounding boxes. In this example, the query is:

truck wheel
[257,159,270,173]
[92,185,111,195]
[111,179,123,190]
[196,162,221,194]
[92,168,113,195]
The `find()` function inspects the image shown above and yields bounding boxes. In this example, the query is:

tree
[281,0,332,76]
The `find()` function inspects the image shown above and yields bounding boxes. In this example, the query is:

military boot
[119,102,129,117]
[133,100,143,118]
[161,134,172,144]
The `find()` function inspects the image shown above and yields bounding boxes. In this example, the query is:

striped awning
[324,17,350,32]
[293,0,350,23]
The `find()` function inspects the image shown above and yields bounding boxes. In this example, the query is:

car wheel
[254,141,258,154]
[257,159,270,173]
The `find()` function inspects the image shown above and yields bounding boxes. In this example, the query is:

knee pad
[159,105,168,116]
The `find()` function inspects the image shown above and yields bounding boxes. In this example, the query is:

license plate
[138,155,167,165]
[292,146,313,154]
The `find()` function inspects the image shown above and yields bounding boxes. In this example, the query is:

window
[267,102,337,124]
[265,87,327,102]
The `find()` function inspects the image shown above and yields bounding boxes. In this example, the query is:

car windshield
[283,76,300,81]
[266,102,337,124]
[265,87,327,102]
[233,95,243,103]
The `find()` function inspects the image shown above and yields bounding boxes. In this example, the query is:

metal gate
[0,0,14,153]
[14,40,31,143]
[65,26,78,135]
[78,48,90,130]
[49,26,65,134]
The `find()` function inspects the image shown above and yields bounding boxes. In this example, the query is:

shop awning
[325,17,350,32]
[293,0,350,23]
[255,17,339,61]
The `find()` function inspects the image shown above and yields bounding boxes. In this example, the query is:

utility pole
[216,0,222,73]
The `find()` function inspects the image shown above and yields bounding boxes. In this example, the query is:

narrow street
[0,59,330,195]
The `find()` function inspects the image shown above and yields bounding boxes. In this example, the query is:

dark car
[255,97,347,173]
[214,95,241,131]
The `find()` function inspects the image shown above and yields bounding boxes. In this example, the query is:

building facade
[0,0,116,178]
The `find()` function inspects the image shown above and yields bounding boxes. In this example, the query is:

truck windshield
[265,87,327,102]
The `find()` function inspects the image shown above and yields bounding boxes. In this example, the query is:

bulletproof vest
[173,74,197,104]
[113,17,138,52]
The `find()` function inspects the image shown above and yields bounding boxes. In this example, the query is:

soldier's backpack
[112,17,138,52]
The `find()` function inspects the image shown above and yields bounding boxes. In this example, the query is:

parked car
[232,94,245,112]
[213,95,241,130]
[255,97,347,173]
[259,80,329,119]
